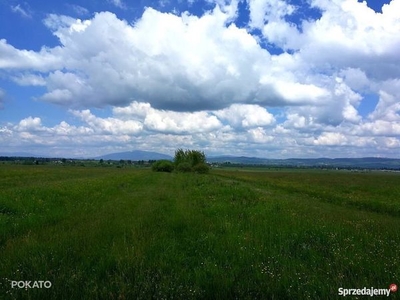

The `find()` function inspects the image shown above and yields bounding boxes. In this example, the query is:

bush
[176,162,192,173]
[152,160,174,173]
[174,149,208,174]
[193,163,210,174]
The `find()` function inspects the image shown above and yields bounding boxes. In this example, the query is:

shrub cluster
[151,149,210,173]
[174,149,209,174]
[192,162,210,174]
[151,160,174,172]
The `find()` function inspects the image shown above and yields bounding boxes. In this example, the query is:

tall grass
[0,165,399,299]
[215,169,400,216]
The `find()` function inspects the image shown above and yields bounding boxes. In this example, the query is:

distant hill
[207,156,400,169]
[0,152,40,157]
[96,150,172,161]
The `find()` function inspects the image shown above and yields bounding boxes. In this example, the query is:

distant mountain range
[0,152,44,157]
[95,150,172,161]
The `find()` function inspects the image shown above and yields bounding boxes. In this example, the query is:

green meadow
[0,165,399,299]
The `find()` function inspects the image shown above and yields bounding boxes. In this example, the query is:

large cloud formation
[0,0,400,158]
[0,4,329,110]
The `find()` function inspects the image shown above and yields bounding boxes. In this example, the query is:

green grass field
[1,165,399,299]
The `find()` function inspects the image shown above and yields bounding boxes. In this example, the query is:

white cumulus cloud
[1,0,400,158]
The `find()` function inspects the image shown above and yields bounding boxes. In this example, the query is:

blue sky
[0,0,399,158]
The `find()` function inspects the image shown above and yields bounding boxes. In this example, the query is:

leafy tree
[174,149,186,167]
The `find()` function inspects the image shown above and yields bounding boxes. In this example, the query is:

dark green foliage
[152,160,174,172]
[176,162,192,173]
[174,148,186,167]
[193,163,210,174]
[174,149,209,173]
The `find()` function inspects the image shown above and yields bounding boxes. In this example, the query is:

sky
[0,0,399,158]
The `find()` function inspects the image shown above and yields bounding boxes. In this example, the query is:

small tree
[174,149,185,166]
